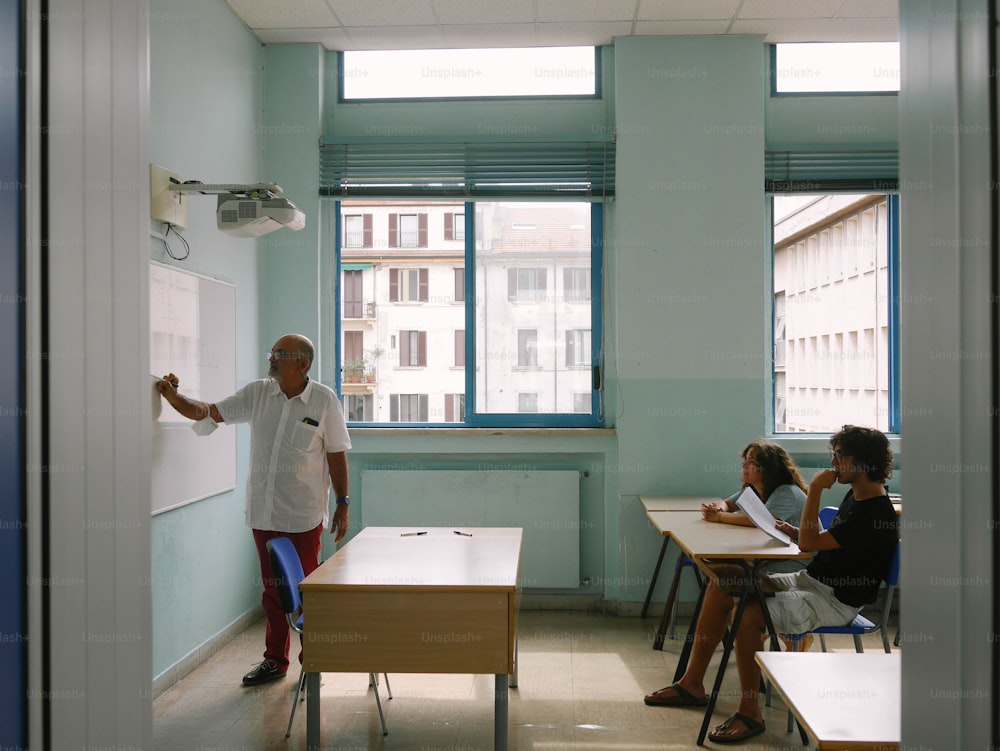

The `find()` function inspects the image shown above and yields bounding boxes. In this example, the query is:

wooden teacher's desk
[300,526,522,751]
[756,651,900,750]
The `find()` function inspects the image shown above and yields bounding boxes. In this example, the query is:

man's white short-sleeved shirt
[215,379,351,533]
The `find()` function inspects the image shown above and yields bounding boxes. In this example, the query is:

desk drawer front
[303,590,513,674]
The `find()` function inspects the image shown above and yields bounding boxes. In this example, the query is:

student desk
[638,497,717,647]
[755,651,900,750]
[647,513,810,746]
[299,526,522,751]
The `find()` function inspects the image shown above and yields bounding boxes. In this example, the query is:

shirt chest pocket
[288,421,321,452]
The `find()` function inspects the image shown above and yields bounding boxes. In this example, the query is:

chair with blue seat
[266,537,392,738]
[783,505,900,654]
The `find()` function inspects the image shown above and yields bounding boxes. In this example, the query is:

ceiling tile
[637,0,741,22]
[739,0,844,20]
[328,0,437,27]
[533,21,635,47]
[635,19,732,35]
[536,0,638,23]
[226,0,338,29]
[432,0,537,25]
[835,0,897,18]
[342,24,450,50]
[731,17,898,42]
[439,23,539,48]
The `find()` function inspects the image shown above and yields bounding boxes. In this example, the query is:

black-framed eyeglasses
[267,350,302,360]
[830,450,847,461]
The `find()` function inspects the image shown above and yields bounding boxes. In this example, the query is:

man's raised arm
[156,373,224,423]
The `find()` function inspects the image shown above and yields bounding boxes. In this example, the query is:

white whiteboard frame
[150,261,237,515]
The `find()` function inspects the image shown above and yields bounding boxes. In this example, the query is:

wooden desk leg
[641,537,670,618]
[306,672,321,751]
[495,673,509,751]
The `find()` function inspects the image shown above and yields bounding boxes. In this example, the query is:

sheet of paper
[734,485,793,545]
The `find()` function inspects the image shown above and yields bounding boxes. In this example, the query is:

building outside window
[336,199,600,425]
[773,193,898,433]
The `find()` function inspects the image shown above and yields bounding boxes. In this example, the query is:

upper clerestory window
[340,46,597,101]
[772,43,900,95]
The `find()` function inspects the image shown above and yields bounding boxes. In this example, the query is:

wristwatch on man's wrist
[335,495,350,506]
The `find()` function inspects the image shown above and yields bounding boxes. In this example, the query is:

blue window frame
[335,200,604,427]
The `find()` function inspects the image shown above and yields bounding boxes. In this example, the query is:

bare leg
[647,582,733,702]
[709,599,766,741]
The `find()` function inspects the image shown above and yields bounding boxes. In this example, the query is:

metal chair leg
[285,666,306,738]
[370,672,389,735]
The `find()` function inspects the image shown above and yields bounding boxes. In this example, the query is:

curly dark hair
[830,425,894,483]
[741,439,808,502]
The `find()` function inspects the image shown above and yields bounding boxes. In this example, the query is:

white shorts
[762,570,861,635]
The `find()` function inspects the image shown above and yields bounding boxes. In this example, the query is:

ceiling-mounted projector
[168,180,306,238]
[216,195,306,237]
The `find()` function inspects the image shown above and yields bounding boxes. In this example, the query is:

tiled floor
[153,610,896,750]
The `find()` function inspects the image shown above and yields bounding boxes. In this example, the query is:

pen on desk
[400,531,427,537]
[453,530,473,537]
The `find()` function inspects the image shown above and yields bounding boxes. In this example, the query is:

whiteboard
[150,262,237,515]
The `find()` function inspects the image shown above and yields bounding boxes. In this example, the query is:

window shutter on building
[362,213,373,248]
[444,212,454,240]
[389,269,399,301]
[418,268,429,301]
[418,213,428,247]
[388,213,398,247]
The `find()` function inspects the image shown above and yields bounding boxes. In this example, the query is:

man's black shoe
[242,659,286,686]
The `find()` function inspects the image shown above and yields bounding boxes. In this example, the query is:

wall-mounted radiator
[361,469,581,588]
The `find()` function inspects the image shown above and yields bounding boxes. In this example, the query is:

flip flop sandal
[643,682,709,706]
[708,712,766,744]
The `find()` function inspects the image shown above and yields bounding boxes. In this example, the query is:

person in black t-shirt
[651,426,898,745]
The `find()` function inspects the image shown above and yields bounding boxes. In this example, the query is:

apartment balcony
[342,362,376,392]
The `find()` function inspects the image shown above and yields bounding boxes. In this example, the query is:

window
[444,394,465,422]
[343,270,365,318]
[517,329,538,367]
[518,393,538,413]
[344,394,372,421]
[399,330,427,367]
[508,268,547,302]
[341,47,597,100]
[445,213,465,241]
[389,268,428,302]
[344,214,372,248]
[772,43,900,94]
[772,193,899,433]
[564,267,590,302]
[390,394,428,422]
[454,330,465,367]
[565,329,591,367]
[334,199,602,427]
[389,213,427,248]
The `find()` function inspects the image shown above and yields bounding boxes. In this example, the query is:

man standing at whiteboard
[157,333,351,687]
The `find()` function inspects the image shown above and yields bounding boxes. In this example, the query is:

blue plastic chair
[785,506,899,654]
[266,537,391,737]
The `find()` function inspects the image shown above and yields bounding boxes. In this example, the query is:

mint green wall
[610,36,768,603]
[259,45,326,365]
[149,0,264,680]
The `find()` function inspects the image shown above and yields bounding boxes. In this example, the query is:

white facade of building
[340,201,593,422]
[773,194,891,432]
